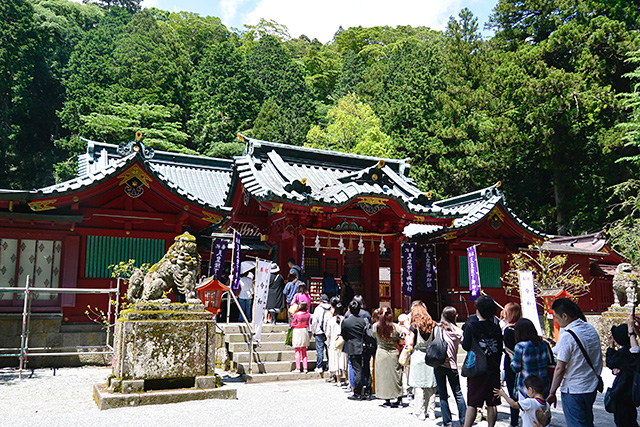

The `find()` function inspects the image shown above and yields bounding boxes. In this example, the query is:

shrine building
[0,135,624,331]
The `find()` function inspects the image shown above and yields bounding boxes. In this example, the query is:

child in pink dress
[291,301,311,373]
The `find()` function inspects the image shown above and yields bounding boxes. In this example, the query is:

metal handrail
[221,289,255,374]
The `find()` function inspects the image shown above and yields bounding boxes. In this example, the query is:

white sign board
[518,270,543,336]
[252,259,271,342]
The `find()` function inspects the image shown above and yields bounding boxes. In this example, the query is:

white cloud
[220,0,251,22]
[142,0,159,8]
[243,0,467,43]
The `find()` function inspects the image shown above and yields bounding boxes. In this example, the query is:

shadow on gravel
[0,367,57,386]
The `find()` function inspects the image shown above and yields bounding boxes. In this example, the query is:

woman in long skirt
[372,306,404,407]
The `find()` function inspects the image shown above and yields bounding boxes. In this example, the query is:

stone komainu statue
[127,232,201,303]
[612,263,638,308]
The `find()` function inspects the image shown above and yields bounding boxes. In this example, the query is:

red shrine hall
[0,135,624,329]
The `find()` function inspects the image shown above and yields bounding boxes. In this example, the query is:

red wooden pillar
[390,235,402,310]
[363,245,380,310]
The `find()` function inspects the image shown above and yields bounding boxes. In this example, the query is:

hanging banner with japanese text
[209,239,228,280]
[518,270,543,335]
[402,243,416,297]
[231,231,241,293]
[423,245,436,292]
[467,246,481,301]
[252,258,271,342]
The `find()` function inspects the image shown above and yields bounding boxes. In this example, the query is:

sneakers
[348,394,364,401]
[314,367,323,373]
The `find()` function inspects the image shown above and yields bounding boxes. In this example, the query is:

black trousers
[614,400,639,427]
[350,354,364,395]
[362,353,372,396]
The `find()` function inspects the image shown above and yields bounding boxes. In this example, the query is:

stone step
[225,332,286,343]
[219,324,290,334]
[232,350,318,363]
[244,371,326,383]
[236,360,319,374]
[228,340,316,353]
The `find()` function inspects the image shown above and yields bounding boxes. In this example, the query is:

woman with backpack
[434,306,466,427]
[406,301,438,420]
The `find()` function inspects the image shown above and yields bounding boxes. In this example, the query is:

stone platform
[93,376,237,410]
[95,302,235,409]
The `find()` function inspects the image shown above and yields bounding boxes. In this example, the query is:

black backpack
[425,325,447,367]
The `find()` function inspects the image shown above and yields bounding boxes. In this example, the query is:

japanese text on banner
[231,231,241,293]
[518,270,543,335]
[209,239,228,280]
[423,245,436,292]
[402,243,416,297]
[467,246,481,301]
[252,259,271,342]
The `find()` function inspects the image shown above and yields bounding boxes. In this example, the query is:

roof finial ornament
[117,132,155,159]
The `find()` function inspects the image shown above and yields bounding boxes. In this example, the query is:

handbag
[544,339,556,381]
[288,303,299,315]
[285,327,293,346]
[604,387,616,413]
[461,335,487,377]
[567,330,603,393]
[335,335,345,351]
[425,325,447,367]
[398,346,411,366]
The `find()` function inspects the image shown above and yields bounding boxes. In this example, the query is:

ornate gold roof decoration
[28,199,57,212]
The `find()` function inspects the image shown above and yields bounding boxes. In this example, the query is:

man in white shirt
[546,298,603,427]
[311,294,331,373]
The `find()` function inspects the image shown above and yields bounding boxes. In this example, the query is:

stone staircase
[220,323,325,383]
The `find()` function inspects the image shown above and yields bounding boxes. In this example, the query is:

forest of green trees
[3,0,640,249]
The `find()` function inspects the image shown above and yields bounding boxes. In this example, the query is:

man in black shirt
[341,300,368,400]
[462,295,503,427]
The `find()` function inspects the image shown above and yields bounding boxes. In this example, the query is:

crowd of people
[236,260,640,427]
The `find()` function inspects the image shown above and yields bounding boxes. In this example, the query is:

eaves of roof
[20,153,230,213]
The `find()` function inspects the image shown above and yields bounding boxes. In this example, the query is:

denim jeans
[239,298,252,322]
[315,333,326,370]
[561,391,597,427]
[434,366,467,425]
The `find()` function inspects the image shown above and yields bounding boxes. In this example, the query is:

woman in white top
[325,296,348,386]
[237,271,254,321]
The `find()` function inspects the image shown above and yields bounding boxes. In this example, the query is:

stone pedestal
[595,306,633,357]
[94,303,236,409]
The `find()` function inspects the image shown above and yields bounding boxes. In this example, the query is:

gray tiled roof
[405,184,548,239]
[234,136,453,217]
[30,139,233,211]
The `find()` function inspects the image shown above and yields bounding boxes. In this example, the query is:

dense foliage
[3,0,640,239]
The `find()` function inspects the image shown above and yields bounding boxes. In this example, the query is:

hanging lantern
[315,232,321,251]
[379,237,386,255]
[358,236,365,255]
[338,236,346,254]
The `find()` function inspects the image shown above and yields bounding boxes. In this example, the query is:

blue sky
[141,0,499,42]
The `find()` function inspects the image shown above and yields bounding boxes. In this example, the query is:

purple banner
[423,245,436,292]
[209,239,228,280]
[467,246,481,301]
[231,231,241,293]
[402,243,417,297]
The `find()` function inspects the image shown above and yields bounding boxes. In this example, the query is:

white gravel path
[0,366,628,427]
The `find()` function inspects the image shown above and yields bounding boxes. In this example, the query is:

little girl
[291,300,311,373]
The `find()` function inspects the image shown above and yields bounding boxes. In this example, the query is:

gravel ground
[0,366,629,427]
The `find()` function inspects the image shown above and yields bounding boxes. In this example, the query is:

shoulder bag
[567,329,603,393]
[425,325,448,367]
[461,334,487,377]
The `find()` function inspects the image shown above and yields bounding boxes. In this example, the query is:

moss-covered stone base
[93,382,237,410]
[113,303,216,380]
